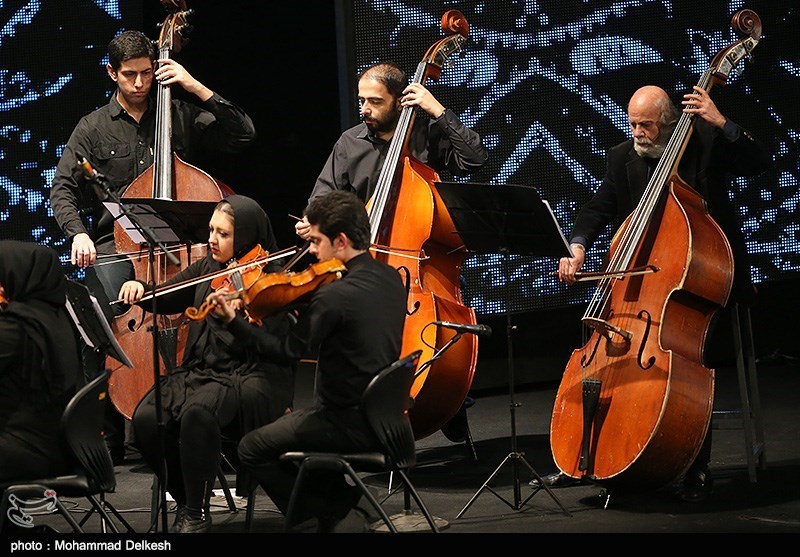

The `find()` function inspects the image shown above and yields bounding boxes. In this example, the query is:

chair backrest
[61,371,116,493]
[361,350,422,470]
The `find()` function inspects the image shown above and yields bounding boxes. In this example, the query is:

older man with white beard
[539,84,773,501]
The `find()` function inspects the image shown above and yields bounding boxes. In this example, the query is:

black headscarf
[225,194,281,272]
[0,240,81,402]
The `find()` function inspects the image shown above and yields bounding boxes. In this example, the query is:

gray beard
[633,122,676,159]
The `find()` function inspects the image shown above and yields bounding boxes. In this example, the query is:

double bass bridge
[583,316,633,342]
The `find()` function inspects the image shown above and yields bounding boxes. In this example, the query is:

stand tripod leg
[519,456,572,516]
[455,453,513,519]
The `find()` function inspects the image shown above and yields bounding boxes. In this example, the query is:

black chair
[279,350,440,533]
[0,371,134,533]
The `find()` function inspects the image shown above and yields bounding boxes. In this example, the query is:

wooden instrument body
[108,156,232,419]
[374,157,477,440]
[551,177,732,489]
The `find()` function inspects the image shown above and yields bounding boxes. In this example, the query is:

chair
[0,371,134,533]
[712,303,767,482]
[280,350,440,533]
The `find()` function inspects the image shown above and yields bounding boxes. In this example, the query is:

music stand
[433,181,572,518]
[103,197,217,533]
[65,280,133,369]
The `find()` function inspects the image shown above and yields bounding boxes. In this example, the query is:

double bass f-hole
[394,265,421,316]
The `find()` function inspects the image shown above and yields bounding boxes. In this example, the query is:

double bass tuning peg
[178,24,195,37]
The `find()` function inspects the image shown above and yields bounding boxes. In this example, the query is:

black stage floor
[9,350,799,541]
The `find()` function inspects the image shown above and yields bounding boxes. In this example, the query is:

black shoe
[108,444,126,466]
[171,508,212,533]
[529,472,579,489]
[171,505,188,531]
[677,464,713,503]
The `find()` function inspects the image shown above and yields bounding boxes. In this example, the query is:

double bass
[549,10,762,490]
[108,0,234,419]
[367,10,478,440]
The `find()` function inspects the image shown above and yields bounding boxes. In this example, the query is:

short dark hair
[305,191,371,250]
[108,30,156,71]
[358,62,407,99]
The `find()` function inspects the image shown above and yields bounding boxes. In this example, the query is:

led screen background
[1,1,142,268]
[1,1,797,320]
[342,0,799,315]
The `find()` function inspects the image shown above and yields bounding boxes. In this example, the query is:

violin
[185,258,347,322]
[108,245,299,306]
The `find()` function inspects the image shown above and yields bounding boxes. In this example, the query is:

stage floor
[10,353,800,540]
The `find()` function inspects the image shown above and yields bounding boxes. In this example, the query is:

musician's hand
[71,233,97,268]
[401,83,446,119]
[682,86,726,129]
[205,291,236,324]
[295,216,311,240]
[156,58,213,102]
[558,244,586,285]
[118,281,145,304]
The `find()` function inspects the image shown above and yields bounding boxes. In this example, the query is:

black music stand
[433,181,572,518]
[103,197,217,533]
[65,280,133,369]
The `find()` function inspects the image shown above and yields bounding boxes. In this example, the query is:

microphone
[432,320,492,337]
[75,153,111,201]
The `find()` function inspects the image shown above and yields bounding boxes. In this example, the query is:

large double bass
[367,10,478,440]
[549,10,762,490]
[108,0,234,419]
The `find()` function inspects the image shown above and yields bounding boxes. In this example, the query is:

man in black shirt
[223,191,407,532]
[48,30,256,463]
[295,61,487,238]
[50,30,256,322]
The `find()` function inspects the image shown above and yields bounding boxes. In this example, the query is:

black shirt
[228,252,407,409]
[310,108,487,204]
[50,91,256,253]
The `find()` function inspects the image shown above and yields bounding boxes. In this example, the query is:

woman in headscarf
[119,195,295,533]
[0,241,83,481]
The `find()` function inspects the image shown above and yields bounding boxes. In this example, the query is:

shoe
[529,472,579,489]
[171,505,187,531]
[677,464,713,503]
[170,508,212,533]
[108,444,126,466]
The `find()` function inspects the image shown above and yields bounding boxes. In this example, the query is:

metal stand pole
[456,250,571,519]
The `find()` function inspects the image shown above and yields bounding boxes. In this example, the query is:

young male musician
[227,191,407,533]
[49,29,256,463]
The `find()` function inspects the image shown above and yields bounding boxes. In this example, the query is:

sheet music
[103,201,181,244]
[64,283,134,368]
[541,199,574,258]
